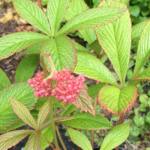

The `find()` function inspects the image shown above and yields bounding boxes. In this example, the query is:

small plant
[0,0,150,150]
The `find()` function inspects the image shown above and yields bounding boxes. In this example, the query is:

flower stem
[56,126,67,150]
[49,98,60,150]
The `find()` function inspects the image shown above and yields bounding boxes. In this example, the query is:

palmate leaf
[13,0,51,35]
[0,68,10,90]
[24,134,40,150]
[37,101,50,128]
[134,67,150,80]
[132,20,150,44]
[47,0,66,35]
[134,22,150,75]
[0,130,31,150]
[0,83,36,133]
[57,6,127,35]
[11,100,37,129]
[62,113,112,130]
[0,32,49,60]
[68,128,92,150]
[75,52,116,84]
[98,84,138,115]
[15,54,39,82]
[66,0,96,44]
[96,9,131,83]
[43,35,76,70]
[73,86,95,115]
[100,123,130,150]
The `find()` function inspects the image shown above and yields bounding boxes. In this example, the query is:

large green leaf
[96,10,131,83]
[134,67,150,80]
[57,6,127,35]
[0,83,36,133]
[66,0,96,44]
[62,113,112,130]
[13,0,51,34]
[15,55,39,82]
[0,32,49,60]
[0,130,31,150]
[75,52,116,84]
[100,123,130,150]
[98,84,138,115]
[43,35,76,70]
[68,128,92,150]
[134,22,150,75]
[47,0,66,35]
[0,68,10,90]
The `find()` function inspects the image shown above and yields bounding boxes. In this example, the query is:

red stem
[37,0,42,7]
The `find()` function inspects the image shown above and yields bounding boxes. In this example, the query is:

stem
[56,126,67,150]
[37,0,42,7]
[49,98,60,150]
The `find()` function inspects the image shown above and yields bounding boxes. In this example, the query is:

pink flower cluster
[28,70,85,103]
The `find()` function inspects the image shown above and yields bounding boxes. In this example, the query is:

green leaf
[24,133,41,150]
[62,113,112,130]
[0,32,49,60]
[0,83,36,133]
[134,67,150,80]
[13,0,51,34]
[15,55,39,82]
[132,20,150,43]
[134,22,150,75]
[0,130,31,150]
[41,127,53,150]
[0,68,10,90]
[96,10,131,83]
[98,84,138,115]
[11,100,37,129]
[43,35,76,70]
[47,0,66,35]
[75,52,116,84]
[37,101,50,128]
[68,128,92,150]
[101,123,130,150]
[57,6,127,35]
[66,0,96,44]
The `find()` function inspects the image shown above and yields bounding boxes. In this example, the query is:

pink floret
[51,70,85,103]
[28,72,52,97]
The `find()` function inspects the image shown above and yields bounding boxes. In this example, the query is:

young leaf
[43,35,76,70]
[0,68,10,90]
[24,133,41,150]
[47,0,66,35]
[37,101,50,128]
[68,128,92,150]
[0,130,31,150]
[0,83,36,133]
[65,0,96,44]
[40,127,54,150]
[100,123,130,150]
[98,84,138,115]
[73,86,95,115]
[62,113,112,130]
[0,32,49,60]
[75,52,116,84]
[134,22,150,75]
[15,55,39,82]
[134,67,150,80]
[57,6,127,35]
[11,100,37,129]
[13,0,51,35]
[96,10,131,83]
